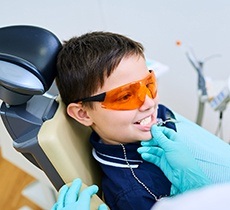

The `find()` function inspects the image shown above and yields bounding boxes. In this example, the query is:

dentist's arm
[137,125,211,195]
[52,178,108,210]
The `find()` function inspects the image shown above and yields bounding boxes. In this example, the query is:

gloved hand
[137,125,211,195]
[52,178,108,210]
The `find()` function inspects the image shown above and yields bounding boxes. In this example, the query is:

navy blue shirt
[90,104,176,210]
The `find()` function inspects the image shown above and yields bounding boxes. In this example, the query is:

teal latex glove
[51,178,108,210]
[137,125,211,195]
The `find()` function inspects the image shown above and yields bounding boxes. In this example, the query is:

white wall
[1,0,230,144]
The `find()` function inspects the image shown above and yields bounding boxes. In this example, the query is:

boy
[56,31,230,210]
[56,31,176,210]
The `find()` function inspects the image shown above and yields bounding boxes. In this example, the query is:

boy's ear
[67,103,93,126]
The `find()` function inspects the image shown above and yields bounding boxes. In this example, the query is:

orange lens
[101,72,157,110]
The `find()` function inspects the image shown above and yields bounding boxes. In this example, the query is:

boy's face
[83,55,159,145]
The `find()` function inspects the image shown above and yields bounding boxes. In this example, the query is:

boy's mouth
[135,115,152,126]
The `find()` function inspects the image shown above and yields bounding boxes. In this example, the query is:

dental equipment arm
[137,125,211,195]
[52,178,108,210]
[210,75,230,112]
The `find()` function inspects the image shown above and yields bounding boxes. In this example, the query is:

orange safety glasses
[74,71,157,110]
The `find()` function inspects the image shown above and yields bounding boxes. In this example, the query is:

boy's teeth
[140,116,151,125]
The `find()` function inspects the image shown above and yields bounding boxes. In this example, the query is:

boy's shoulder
[158,104,174,117]
[158,104,177,131]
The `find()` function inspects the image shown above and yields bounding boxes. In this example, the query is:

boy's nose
[139,94,156,111]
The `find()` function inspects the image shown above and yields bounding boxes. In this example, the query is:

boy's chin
[140,133,152,141]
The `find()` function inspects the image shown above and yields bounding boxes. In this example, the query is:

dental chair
[0,25,104,209]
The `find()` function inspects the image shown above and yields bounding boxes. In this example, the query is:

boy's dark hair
[56,31,145,107]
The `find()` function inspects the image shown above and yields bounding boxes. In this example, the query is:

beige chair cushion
[38,96,104,209]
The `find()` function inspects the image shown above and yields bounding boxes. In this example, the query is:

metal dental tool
[156,118,179,126]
